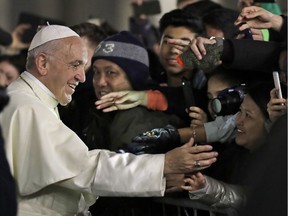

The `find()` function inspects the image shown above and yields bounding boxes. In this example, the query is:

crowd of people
[0,0,287,215]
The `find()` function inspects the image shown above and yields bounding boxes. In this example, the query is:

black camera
[210,84,246,116]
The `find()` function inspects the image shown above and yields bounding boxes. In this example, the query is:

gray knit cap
[92,31,149,90]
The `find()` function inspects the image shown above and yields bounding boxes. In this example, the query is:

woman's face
[235,95,268,151]
[0,61,20,86]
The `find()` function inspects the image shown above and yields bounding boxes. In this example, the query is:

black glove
[117,125,181,155]
[178,37,223,70]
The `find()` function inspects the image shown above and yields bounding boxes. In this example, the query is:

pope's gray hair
[26,40,62,70]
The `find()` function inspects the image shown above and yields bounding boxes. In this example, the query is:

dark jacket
[84,106,185,151]
[0,126,17,216]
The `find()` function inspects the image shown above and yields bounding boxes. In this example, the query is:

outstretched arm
[235,6,283,32]
[182,173,246,208]
[95,90,167,112]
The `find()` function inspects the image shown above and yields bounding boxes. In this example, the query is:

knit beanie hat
[92,31,149,90]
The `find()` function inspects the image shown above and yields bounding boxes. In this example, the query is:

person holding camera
[181,80,287,210]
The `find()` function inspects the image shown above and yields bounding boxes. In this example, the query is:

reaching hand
[179,37,223,72]
[235,22,264,40]
[181,172,206,191]
[267,88,287,123]
[118,125,181,154]
[187,106,208,128]
[9,24,31,50]
[95,90,147,112]
[235,6,283,32]
[162,38,192,55]
[165,173,186,193]
[164,139,218,174]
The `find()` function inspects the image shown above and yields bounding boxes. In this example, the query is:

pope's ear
[35,53,49,76]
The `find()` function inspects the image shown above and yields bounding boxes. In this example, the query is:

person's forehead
[93,59,120,69]
[162,26,197,39]
[61,36,84,48]
[57,37,86,55]
[242,95,261,114]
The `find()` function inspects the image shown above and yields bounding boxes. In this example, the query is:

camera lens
[211,98,222,114]
[211,91,243,116]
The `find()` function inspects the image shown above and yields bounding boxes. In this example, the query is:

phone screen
[273,71,283,99]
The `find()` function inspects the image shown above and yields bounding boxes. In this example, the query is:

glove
[177,37,223,70]
[117,125,181,155]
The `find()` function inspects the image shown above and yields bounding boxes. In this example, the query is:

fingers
[192,158,216,171]
[267,98,287,111]
[236,6,260,21]
[249,28,263,41]
[187,143,213,153]
[96,91,141,111]
[96,91,129,105]
[166,38,191,47]
[188,106,208,126]
[14,23,32,33]
[181,141,218,166]
[270,88,278,99]
[180,137,195,148]
[181,172,206,191]
[237,22,250,32]
[242,8,265,20]
[165,38,191,56]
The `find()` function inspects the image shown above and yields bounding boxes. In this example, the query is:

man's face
[44,37,88,106]
[92,59,133,99]
[159,26,197,76]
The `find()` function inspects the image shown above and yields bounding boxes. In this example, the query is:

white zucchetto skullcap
[28,25,79,51]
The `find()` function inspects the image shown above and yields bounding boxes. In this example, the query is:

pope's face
[44,37,88,106]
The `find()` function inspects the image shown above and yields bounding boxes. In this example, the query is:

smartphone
[132,1,161,16]
[273,71,283,99]
[181,77,195,109]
